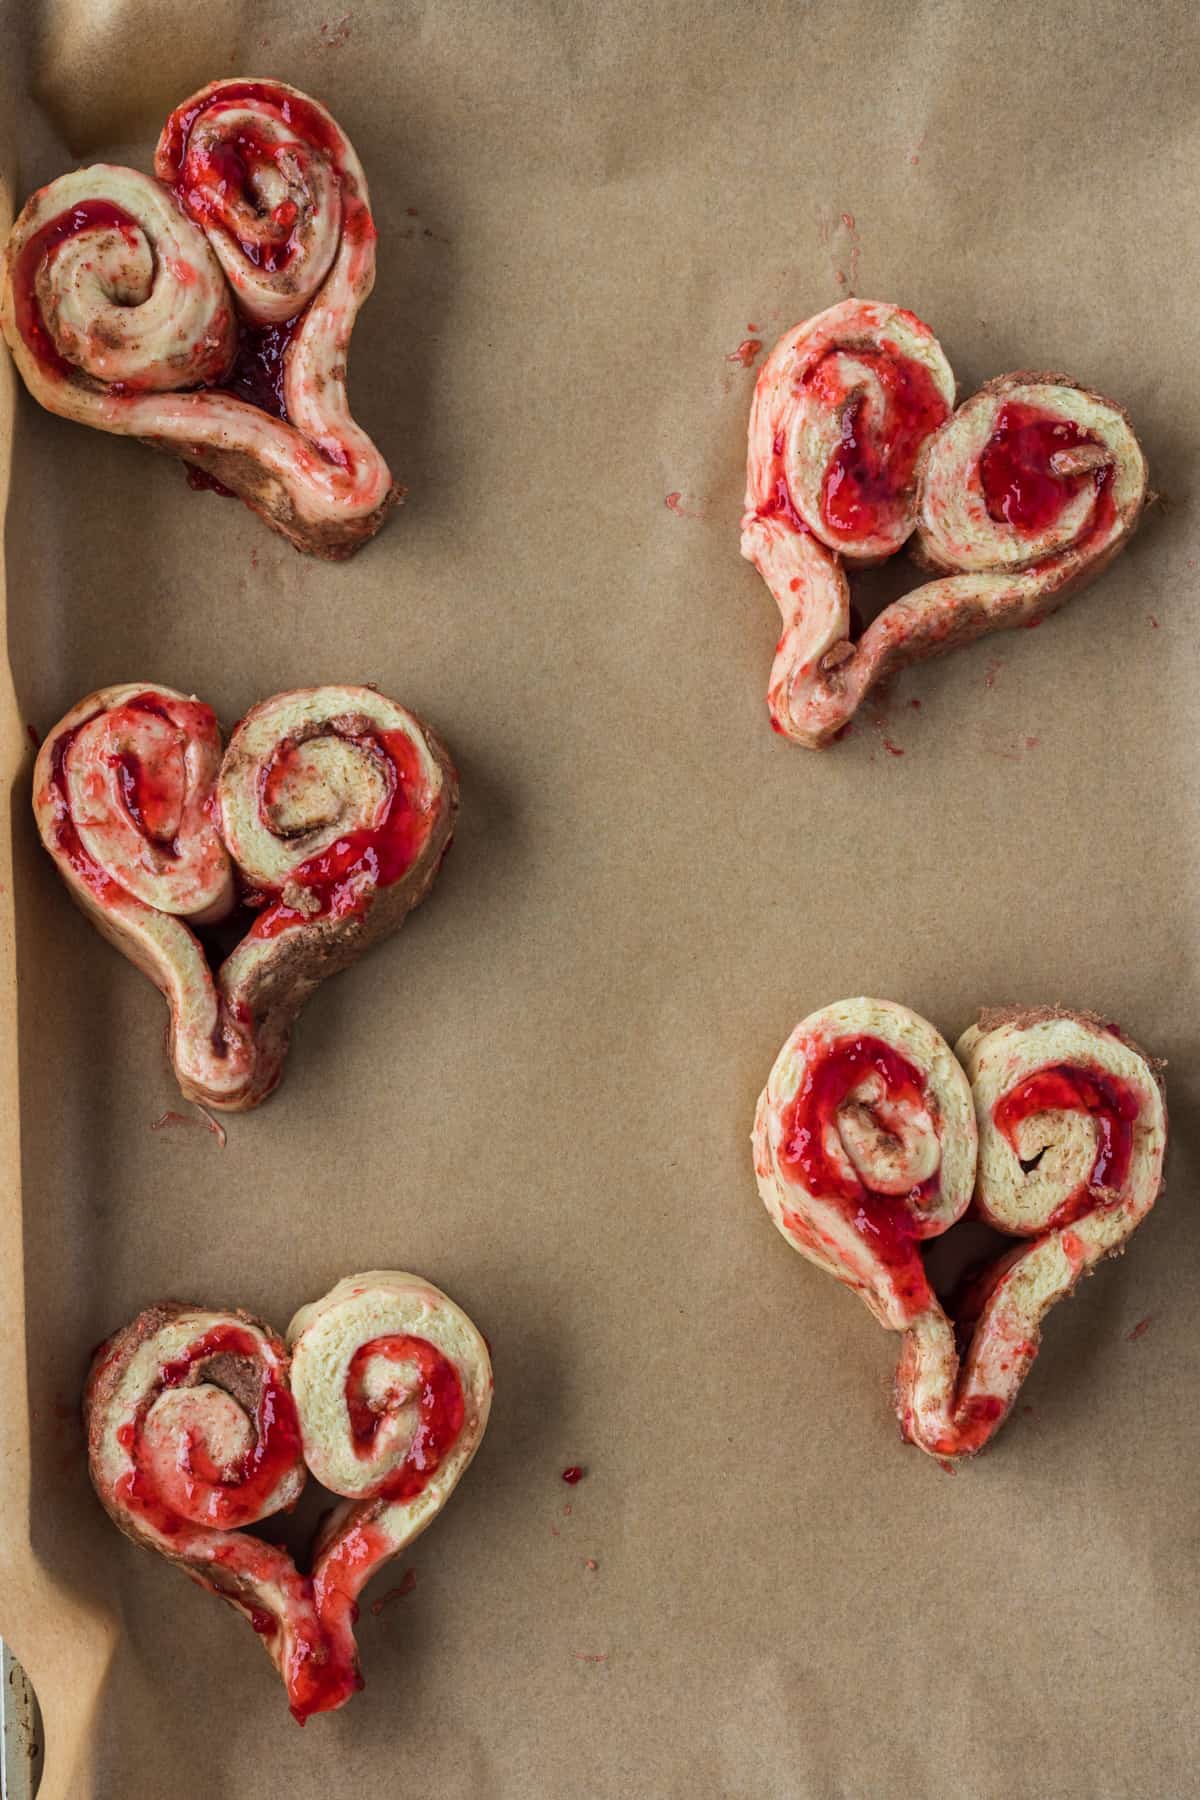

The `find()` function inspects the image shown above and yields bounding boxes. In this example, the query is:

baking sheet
[2,1,1199,1794]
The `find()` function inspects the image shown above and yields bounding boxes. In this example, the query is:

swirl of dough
[85,1303,360,1723]
[0,167,235,396]
[34,682,457,1110]
[742,311,1147,748]
[754,999,977,1330]
[215,684,457,1102]
[896,1008,1168,1460]
[288,1272,493,1694]
[32,684,257,1108]
[741,300,955,745]
[1,80,398,559]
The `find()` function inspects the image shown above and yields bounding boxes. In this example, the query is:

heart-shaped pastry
[741,300,1148,745]
[85,1271,493,1722]
[33,683,457,1110]
[753,999,1167,1458]
[1,79,397,559]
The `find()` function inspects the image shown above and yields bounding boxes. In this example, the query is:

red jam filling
[48,720,127,906]
[114,1324,303,1536]
[160,82,345,181]
[936,1394,1005,1457]
[249,727,434,939]
[810,350,950,541]
[979,402,1111,535]
[756,428,808,533]
[174,129,309,274]
[12,200,142,377]
[110,740,183,859]
[287,1643,364,1725]
[993,1063,1138,1226]
[225,309,306,420]
[344,1334,464,1503]
[161,80,376,274]
[778,1036,938,1315]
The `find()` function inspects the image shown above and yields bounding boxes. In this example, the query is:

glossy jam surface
[108,693,195,858]
[160,81,346,180]
[114,1324,303,1535]
[162,80,376,265]
[757,431,807,533]
[810,350,950,541]
[175,127,307,273]
[226,310,305,419]
[344,1333,465,1502]
[12,200,142,376]
[979,402,1109,535]
[778,1035,939,1315]
[993,1063,1139,1226]
[250,727,435,939]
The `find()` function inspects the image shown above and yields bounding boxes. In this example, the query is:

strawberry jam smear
[810,349,950,542]
[113,1324,303,1536]
[250,727,434,939]
[778,1036,938,1316]
[345,1334,465,1499]
[979,402,1113,536]
[993,1063,1139,1227]
[12,200,142,378]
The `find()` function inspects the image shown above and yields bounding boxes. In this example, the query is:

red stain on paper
[151,1107,227,1148]
[370,1569,417,1615]
[909,131,928,166]
[574,1652,609,1664]
[319,13,352,47]
[584,1558,598,1571]
[725,338,763,368]
[664,492,704,520]
[882,738,905,758]
[1126,1315,1154,1342]
[1149,615,1160,629]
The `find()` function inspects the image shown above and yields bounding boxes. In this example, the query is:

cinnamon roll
[742,303,1147,745]
[33,682,456,1110]
[1,80,397,558]
[753,999,1167,1460]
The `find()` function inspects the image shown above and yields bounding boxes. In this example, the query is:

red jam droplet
[250,728,435,939]
[993,1063,1138,1226]
[561,1465,584,1485]
[978,402,1106,534]
[778,1036,938,1316]
[812,351,950,541]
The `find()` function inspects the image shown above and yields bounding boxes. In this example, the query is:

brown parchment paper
[2,1,1199,1795]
